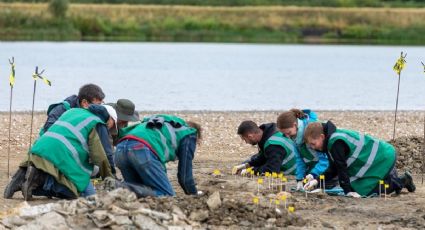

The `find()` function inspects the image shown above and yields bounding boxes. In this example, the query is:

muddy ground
[0,111,424,229]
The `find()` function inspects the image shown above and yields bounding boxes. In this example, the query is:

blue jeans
[176,134,198,195]
[33,175,95,199]
[115,139,175,197]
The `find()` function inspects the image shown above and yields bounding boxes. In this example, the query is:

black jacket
[248,123,287,175]
[322,121,353,194]
[43,95,80,132]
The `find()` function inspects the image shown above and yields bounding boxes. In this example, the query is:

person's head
[102,104,117,132]
[187,121,202,144]
[237,120,263,146]
[78,84,105,108]
[276,109,306,138]
[304,122,325,151]
[108,99,139,129]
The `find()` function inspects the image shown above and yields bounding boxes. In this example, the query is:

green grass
[2,0,425,7]
[1,3,425,44]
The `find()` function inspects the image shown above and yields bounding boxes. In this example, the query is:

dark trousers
[368,165,402,195]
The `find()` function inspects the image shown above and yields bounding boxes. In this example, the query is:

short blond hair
[304,122,324,142]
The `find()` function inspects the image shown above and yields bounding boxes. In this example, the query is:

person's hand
[240,169,249,176]
[232,164,247,175]
[303,179,318,191]
[346,192,361,198]
[90,165,100,178]
[305,174,314,182]
[296,181,304,191]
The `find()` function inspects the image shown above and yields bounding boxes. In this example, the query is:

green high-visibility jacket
[120,114,197,164]
[263,132,297,175]
[31,108,104,192]
[328,129,396,196]
[299,144,320,169]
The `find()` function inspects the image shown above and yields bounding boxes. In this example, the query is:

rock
[132,215,166,230]
[276,191,292,199]
[164,226,192,230]
[114,216,132,225]
[16,212,69,230]
[267,218,276,223]
[189,210,209,222]
[206,191,221,210]
[322,221,334,228]
[172,205,187,224]
[2,216,28,228]
[132,207,171,221]
[89,210,115,228]
[240,220,251,226]
[110,205,129,216]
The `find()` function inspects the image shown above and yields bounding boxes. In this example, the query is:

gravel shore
[0,111,424,229]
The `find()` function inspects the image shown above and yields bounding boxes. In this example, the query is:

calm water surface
[0,42,424,111]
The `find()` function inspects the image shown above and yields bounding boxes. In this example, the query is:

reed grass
[1,3,425,43]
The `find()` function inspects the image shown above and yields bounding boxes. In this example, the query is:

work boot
[22,165,46,201]
[401,171,416,193]
[4,167,26,199]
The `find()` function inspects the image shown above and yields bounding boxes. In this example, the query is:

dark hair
[277,109,307,129]
[78,84,105,104]
[187,121,202,143]
[237,120,260,135]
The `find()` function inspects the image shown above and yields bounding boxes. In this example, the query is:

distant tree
[48,0,69,19]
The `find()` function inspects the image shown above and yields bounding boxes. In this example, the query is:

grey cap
[107,99,139,122]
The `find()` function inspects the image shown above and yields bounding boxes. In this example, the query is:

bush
[48,0,69,19]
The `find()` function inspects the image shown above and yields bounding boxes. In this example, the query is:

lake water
[0,42,424,111]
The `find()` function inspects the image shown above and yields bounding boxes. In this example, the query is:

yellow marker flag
[379,180,384,185]
[303,179,307,184]
[253,197,259,204]
[32,73,52,86]
[319,175,325,180]
[250,170,254,176]
[9,63,15,87]
[288,206,295,213]
[275,200,280,205]
[265,172,270,177]
[246,167,252,173]
[393,52,407,75]
[385,184,389,189]
[280,195,287,201]
[256,172,260,177]
[213,169,221,175]
[257,178,263,184]
[42,77,52,86]
[278,173,283,179]
[281,177,287,182]
[91,178,101,186]
[272,172,277,178]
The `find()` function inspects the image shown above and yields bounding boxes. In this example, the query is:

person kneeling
[4,106,115,200]
[109,114,202,198]
[303,121,415,198]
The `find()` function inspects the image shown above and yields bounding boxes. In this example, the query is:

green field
[2,0,425,7]
[1,3,425,44]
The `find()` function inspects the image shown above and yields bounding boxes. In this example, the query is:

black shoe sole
[4,168,26,199]
[404,171,416,193]
[22,166,37,201]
